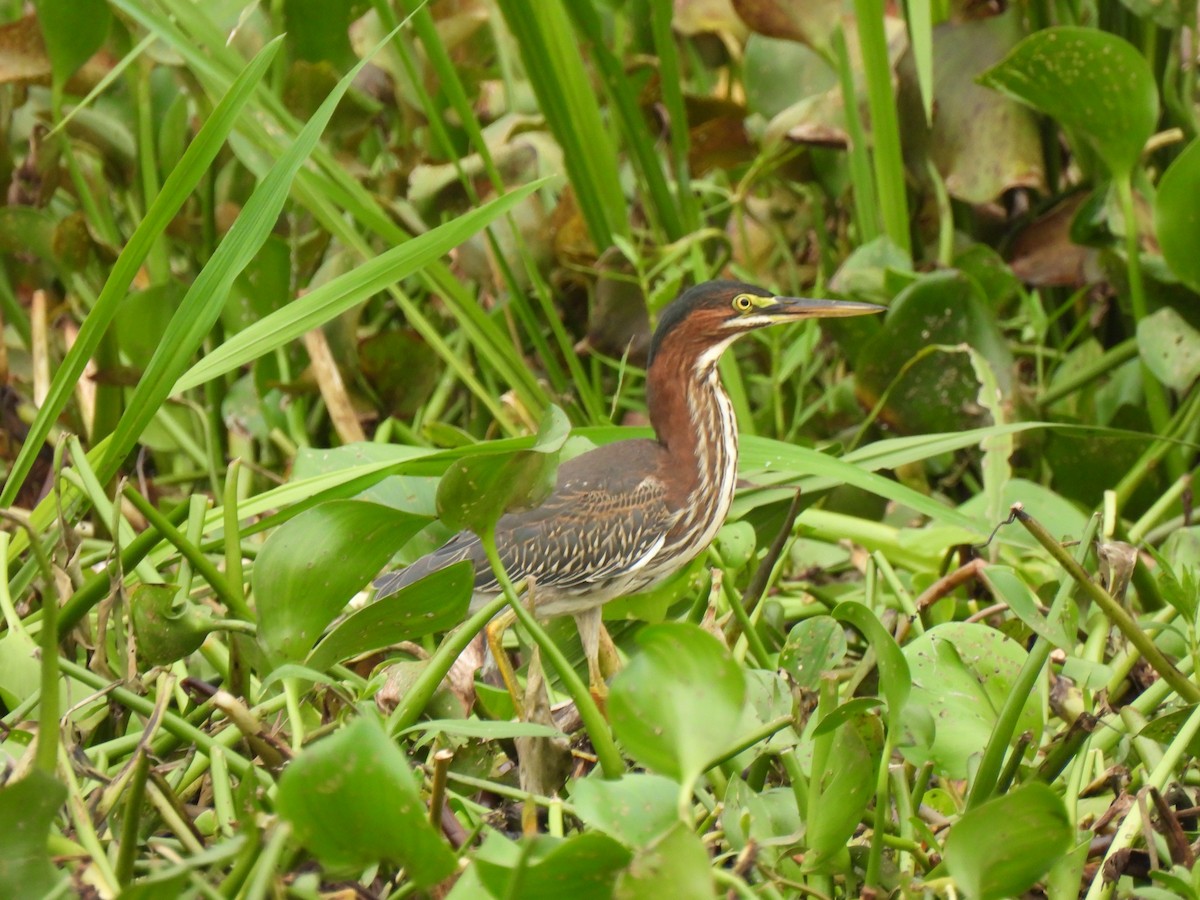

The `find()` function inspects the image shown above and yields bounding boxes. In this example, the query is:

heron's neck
[647,348,739,507]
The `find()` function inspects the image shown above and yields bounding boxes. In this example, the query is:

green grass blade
[495,0,628,248]
[173,180,548,393]
[96,28,401,480]
[0,37,284,507]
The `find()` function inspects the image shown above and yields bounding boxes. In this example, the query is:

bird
[374,280,884,696]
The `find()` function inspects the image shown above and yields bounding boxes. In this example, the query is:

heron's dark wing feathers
[373,439,677,598]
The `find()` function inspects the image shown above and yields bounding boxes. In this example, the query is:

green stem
[1036,337,1137,408]
[1015,506,1200,703]
[122,485,252,621]
[480,532,625,779]
[387,595,509,733]
[967,513,1099,808]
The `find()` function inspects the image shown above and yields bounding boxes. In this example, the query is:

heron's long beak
[766,296,887,320]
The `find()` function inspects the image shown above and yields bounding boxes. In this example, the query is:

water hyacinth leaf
[615,822,717,900]
[780,615,847,690]
[0,770,68,898]
[254,500,431,661]
[436,404,570,535]
[979,27,1157,179]
[130,583,215,666]
[275,717,455,884]
[32,0,110,92]
[901,622,1043,778]
[573,773,680,847]
[943,782,1072,900]
[805,711,879,868]
[854,270,1012,435]
[305,561,472,672]
[910,11,1043,204]
[474,832,631,900]
[608,623,745,785]
[1137,307,1200,393]
[1155,139,1200,293]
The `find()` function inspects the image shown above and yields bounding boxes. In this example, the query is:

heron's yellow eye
[732,294,754,312]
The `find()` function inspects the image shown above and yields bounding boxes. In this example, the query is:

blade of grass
[0,37,284,507]
[494,0,628,248]
[95,27,402,482]
[172,180,549,394]
[853,2,911,256]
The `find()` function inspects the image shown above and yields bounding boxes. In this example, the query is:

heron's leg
[573,606,607,706]
[485,606,522,718]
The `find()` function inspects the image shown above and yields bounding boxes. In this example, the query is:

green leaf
[275,717,456,884]
[305,561,471,672]
[474,832,631,900]
[436,404,569,535]
[979,27,1157,178]
[254,500,430,662]
[0,770,68,900]
[944,783,1072,900]
[901,622,1043,779]
[1138,307,1200,392]
[32,0,110,93]
[779,616,847,691]
[812,697,885,737]
[854,270,1013,436]
[573,774,680,847]
[130,583,215,666]
[614,822,717,900]
[608,623,745,786]
[1155,139,1200,293]
[805,711,879,867]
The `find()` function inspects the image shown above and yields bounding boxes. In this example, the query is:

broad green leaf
[855,270,1013,436]
[305,561,472,672]
[172,180,548,394]
[901,622,1043,779]
[436,404,569,535]
[944,783,1072,900]
[1155,139,1200,293]
[573,774,680,847]
[32,0,110,93]
[609,623,745,785]
[275,717,456,884]
[1138,307,1200,392]
[805,711,879,868]
[0,37,284,507]
[474,832,631,900]
[721,778,802,860]
[981,565,1073,649]
[254,501,430,662]
[0,770,68,900]
[777,619,844,696]
[615,823,717,900]
[979,27,1157,178]
[130,583,214,666]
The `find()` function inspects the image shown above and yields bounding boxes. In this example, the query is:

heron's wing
[374,438,678,599]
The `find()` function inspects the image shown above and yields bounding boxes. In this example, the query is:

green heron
[374,280,883,693]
